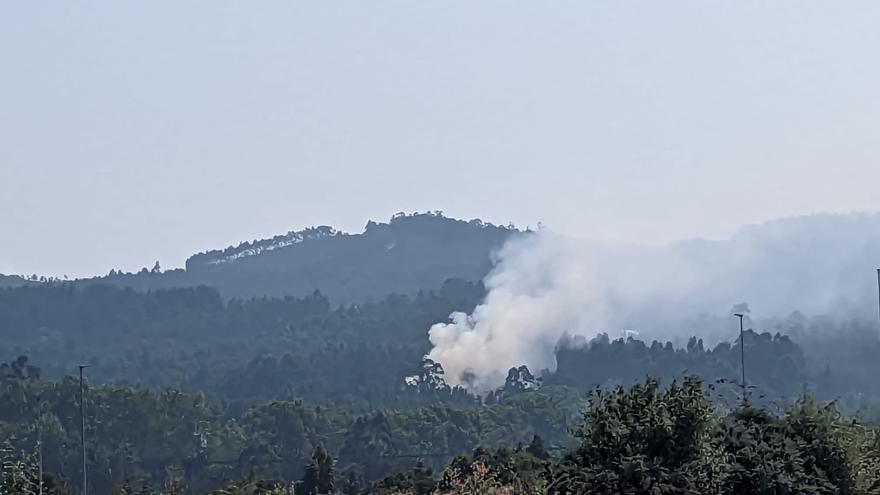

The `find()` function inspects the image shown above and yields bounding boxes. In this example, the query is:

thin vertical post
[876,269,879,322]
[37,405,43,495]
[734,313,746,399]
[79,365,88,495]
[740,317,746,389]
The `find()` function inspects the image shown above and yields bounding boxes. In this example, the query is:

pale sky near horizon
[2,2,880,277]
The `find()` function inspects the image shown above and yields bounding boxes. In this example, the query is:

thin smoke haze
[427,213,880,391]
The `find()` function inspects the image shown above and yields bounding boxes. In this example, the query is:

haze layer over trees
[3,212,880,494]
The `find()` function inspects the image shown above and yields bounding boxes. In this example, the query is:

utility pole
[79,365,89,495]
[37,398,43,495]
[734,313,746,398]
[876,269,879,322]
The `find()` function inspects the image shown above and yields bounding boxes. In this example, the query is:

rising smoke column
[427,213,880,391]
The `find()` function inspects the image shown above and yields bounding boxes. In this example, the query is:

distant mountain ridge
[187,225,340,268]
[65,212,521,303]
[0,274,36,289]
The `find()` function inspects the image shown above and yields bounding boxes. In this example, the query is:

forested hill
[5,281,880,492]
[77,212,520,303]
[0,274,36,288]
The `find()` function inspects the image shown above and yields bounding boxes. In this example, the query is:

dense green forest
[5,213,880,493]
[3,281,880,409]
[0,274,37,289]
[0,279,485,406]
[0,365,581,494]
[4,280,880,493]
[63,213,518,304]
[4,371,880,494]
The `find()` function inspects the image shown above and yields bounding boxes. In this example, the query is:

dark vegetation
[3,213,880,493]
[72,213,517,304]
[4,281,880,494]
[4,371,880,494]
[0,279,484,406]
[0,274,38,288]
[0,366,580,494]
[3,281,879,410]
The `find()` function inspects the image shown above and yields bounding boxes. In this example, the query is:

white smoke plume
[427,213,880,391]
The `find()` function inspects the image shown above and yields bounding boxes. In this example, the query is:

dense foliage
[4,280,880,413]
[70,213,518,303]
[553,320,880,412]
[4,280,880,493]
[4,374,880,494]
[5,213,880,493]
[0,367,582,494]
[542,378,880,495]
[0,279,484,406]
[368,378,880,495]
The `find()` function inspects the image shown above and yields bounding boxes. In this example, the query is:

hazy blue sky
[2,2,879,277]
